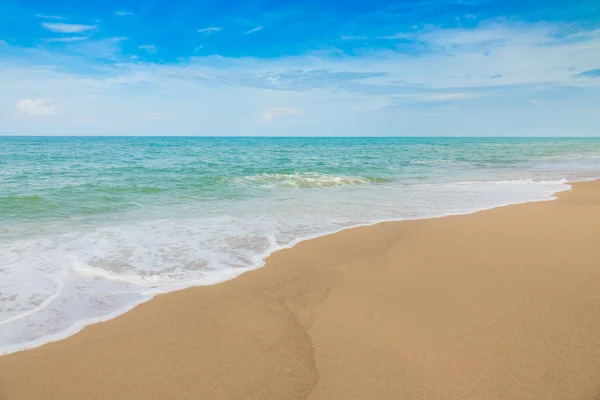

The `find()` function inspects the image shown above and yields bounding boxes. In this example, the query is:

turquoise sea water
[1,136,600,354]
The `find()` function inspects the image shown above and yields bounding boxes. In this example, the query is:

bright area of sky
[0,0,599,136]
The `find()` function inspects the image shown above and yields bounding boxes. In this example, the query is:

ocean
[1,136,600,354]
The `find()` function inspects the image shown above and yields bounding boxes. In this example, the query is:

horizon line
[1,135,599,139]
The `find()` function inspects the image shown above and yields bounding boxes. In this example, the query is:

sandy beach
[1,179,600,400]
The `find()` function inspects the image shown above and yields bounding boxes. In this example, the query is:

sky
[1,0,599,136]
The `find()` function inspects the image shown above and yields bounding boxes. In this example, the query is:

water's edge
[2,178,591,356]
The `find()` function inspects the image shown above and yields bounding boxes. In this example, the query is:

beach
[1,179,599,399]
[6,136,599,354]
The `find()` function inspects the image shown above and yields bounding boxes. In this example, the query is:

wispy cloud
[198,27,220,35]
[412,92,478,102]
[42,22,96,34]
[379,32,414,40]
[139,44,157,54]
[115,11,134,17]
[260,106,302,122]
[43,36,90,43]
[15,99,57,116]
[383,23,566,51]
[245,26,263,35]
[35,14,63,20]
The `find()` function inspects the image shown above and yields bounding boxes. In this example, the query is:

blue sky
[1,0,599,136]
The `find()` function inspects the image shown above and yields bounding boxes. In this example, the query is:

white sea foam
[225,172,388,188]
[1,176,585,355]
[455,178,569,185]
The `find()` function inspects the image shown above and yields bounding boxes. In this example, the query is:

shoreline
[0,179,576,356]
[1,179,600,399]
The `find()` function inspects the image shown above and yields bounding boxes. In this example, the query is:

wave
[225,172,392,188]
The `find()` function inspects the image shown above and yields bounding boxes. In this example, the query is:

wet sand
[1,180,600,400]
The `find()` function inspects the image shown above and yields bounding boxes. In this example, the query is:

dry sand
[1,180,600,400]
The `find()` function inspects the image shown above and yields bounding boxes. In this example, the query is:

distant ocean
[1,136,600,354]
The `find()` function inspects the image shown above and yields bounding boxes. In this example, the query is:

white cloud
[15,98,57,116]
[2,22,600,136]
[0,40,7,46]
[115,11,134,17]
[379,32,414,40]
[35,14,63,20]
[139,44,157,54]
[380,23,556,48]
[43,36,90,43]
[198,27,220,35]
[412,93,478,102]
[42,22,96,33]
[245,26,263,35]
[260,106,303,122]
[419,23,551,48]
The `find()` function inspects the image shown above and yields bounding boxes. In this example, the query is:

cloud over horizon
[260,106,303,122]
[15,98,57,116]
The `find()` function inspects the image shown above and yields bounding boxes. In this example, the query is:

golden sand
[1,180,600,400]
